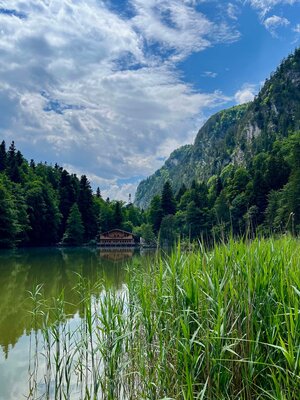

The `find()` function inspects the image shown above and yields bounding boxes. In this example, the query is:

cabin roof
[101,228,134,236]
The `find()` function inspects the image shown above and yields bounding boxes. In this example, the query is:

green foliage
[113,201,123,229]
[148,195,163,234]
[0,141,6,172]
[0,142,145,247]
[2,48,300,247]
[78,175,97,241]
[124,203,144,227]
[135,48,300,210]
[62,203,84,245]
[0,176,19,248]
[30,237,300,399]
[134,49,300,242]
[159,214,177,246]
[142,130,300,243]
[186,200,210,239]
[26,181,61,245]
[96,198,115,233]
[161,180,176,216]
[58,169,79,236]
[134,223,156,245]
[214,190,230,226]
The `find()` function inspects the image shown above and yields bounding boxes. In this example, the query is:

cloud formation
[202,71,218,78]
[234,84,258,104]
[227,3,240,20]
[248,0,299,36]
[248,0,300,15]
[263,15,290,35]
[0,0,238,200]
[294,23,300,33]
[131,0,239,60]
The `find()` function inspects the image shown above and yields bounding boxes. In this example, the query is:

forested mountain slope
[135,48,300,209]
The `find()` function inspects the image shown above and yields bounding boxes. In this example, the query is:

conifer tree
[7,141,21,183]
[149,195,163,234]
[176,183,187,202]
[0,181,18,248]
[78,175,97,240]
[0,140,6,172]
[62,203,84,245]
[96,187,101,198]
[161,181,176,216]
[113,201,123,228]
[59,170,79,236]
[30,159,36,169]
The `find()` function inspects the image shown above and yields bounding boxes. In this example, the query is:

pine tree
[59,170,79,237]
[7,141,16,161]
[26,182,47,245]
[149,195,163,234]
[62,203,84,245]
[0,181,18,248]
[0,140,6,172]
[113,201,123,228]
[161,181,176,216]
[78,175,97,240]
[186,201,209,239]
[7,141,21,183]
[26,181,61,245]
[266,152,290,191]
[176,183,187,202]
[42,183,61,244]
[30,159,36,169]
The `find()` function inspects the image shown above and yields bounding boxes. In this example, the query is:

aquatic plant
[28,237,300,399]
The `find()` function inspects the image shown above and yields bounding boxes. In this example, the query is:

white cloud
[202,71,218,78]
[247,0,299,37]
[0,0,236,199]
[294,23,300,32]
[102,182,140,203]
[130,0,240,60]
[227,3,240,20]
[263,15,290,35]
[248,0,300,15]
[234,84,258,104]
[63,163,138,202]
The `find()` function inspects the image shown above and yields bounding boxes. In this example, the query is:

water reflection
[0,247,149,357]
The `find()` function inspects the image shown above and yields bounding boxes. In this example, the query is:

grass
[28,236,300,399]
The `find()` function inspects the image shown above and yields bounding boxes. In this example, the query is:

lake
[0,247,155,400]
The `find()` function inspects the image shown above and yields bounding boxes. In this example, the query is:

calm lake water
[0,247,155,400]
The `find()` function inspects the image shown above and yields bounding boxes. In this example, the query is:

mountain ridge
[135,47,300,209]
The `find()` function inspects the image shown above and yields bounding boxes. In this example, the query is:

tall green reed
[28,236,300,399]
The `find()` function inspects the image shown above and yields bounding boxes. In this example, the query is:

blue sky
[0,0,299,200]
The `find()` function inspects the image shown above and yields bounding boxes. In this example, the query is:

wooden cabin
[99,229,136,247]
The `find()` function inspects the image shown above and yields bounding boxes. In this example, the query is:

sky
[0,0,299,201]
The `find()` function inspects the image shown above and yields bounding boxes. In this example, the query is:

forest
[0,140,145,248]
[147,131,300,244]
[0,132,300,248]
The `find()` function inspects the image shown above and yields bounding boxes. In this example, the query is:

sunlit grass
[28,236,300,399]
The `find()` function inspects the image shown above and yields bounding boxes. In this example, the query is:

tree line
[1,133,300,248]
[0,141,145,248]
[146,132,300,244]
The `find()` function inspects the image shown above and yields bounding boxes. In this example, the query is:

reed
[28,236,300,399]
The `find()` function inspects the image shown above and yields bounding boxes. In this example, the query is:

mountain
[135,48,300,209]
